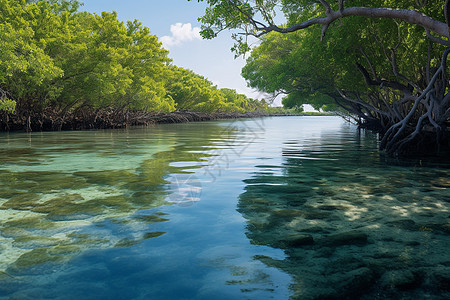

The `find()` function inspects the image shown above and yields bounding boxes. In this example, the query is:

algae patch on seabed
[0,127,221,273]
[238,158,450,299]
[4,216,56,230]
[0,155,177,272]
[0,124,228,276]
[134,214,170,223]
[114,214,169,247]
[13,246,78,268]
[115,230,167,247]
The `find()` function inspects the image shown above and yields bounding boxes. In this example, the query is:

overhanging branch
[250,5,449,41]
[355,63,411,93]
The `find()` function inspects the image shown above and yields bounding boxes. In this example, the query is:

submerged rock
[272,209,303,219]
[303,209,332,220]
[431,177,450,188]
[380,269,418,290]
[322,230,368,247]
[442,223,450,234]
[281,233,314,247]
[386,219,417,231]
[317,204,348,211]
[337,267,376,297]
[293,267,377,299]
[289,223,325,233]
[433,267,450,291]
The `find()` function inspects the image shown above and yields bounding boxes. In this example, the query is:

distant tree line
[0,0,268,130]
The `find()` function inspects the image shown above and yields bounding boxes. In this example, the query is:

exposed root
[0,108,267,132]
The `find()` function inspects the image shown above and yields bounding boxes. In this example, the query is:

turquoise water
[0,116,449,299]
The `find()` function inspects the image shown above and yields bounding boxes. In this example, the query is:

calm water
[0,116,449,299]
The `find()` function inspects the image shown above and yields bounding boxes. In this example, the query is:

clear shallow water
[0,116,449,299]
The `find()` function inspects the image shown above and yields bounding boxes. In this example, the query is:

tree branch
[228,0,266,31]
[390,48,422,93]
[445,0,450,36]
[425,29,450,46]
[359,46,378,81]
[336,89,390,117]
[339,0,345,12]
[256,6,449,40]
[355,63,411,93]
[318,0,332,14]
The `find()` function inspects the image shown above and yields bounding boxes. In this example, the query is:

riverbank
[0,109,260,132]
[0,108,317,132]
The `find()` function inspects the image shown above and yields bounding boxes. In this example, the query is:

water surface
[0,116,449,299]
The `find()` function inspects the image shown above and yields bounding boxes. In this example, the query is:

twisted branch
[249,6,448,40]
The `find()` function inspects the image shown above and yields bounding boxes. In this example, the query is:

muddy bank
[0,108,270,132]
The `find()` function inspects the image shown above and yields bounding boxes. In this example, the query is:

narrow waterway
[0,116,449,299]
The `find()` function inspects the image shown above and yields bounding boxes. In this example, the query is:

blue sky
[80,0,268,102]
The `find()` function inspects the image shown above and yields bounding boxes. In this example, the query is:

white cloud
[161,23,201,49]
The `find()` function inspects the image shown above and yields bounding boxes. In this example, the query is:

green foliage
[0,0,64,105]
[264,106,301,114]
[0,98,16,113]
[190,0,281,56]
[0,0,261,118]
[241,25,357,111]
[47,10,176,112]
[195,1,448,111]
[165,65,267,113]
[264,105,332,115]
[165,66,218,111]
[235,1,445,110]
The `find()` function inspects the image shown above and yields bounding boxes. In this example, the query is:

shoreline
[0,108,334,133]
[0,109,265,132]
[0,109,314,133]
